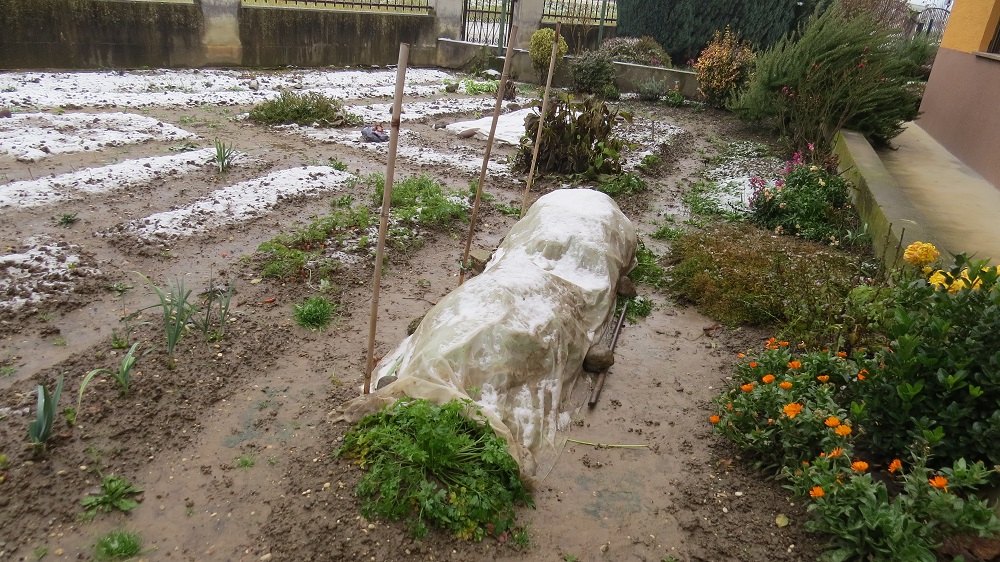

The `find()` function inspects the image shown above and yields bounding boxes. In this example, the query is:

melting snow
[0,112,195,162]
[0,238,101,313]
[109,166,355,242]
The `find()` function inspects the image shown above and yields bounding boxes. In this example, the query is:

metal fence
[462,0,515,47]
[541,0,617,25]
[241,0,431,14]
[914,8,950,42]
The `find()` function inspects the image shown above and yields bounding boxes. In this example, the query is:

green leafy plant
[618,296,654,323]
[82,475,142,517]
[93,529,143,561]
[863,253,1000,469]
[327,157,348,172]
[636,153,661,174]
[213,139,235,173]
[651,222,684,240]
[596,173,647,197]
[56,213,80,227]
[28,374,64,447]
[732,5,922,152]
[663,86,686,107]
[293,296,336,330]
[748,152,857,245]
[248,91,363,128]
[336,398,533,540]
[136,273,196,370]
[462,78,499,95]
[236,455,255,469]
[570,51,617,97]
[598,36,671,67]
[193,281,235,341]
[693,26,756,108]
[529,28,569,84]
[628,242,665,288]
[512,93,631,178]
[369,174,470,227]
[493,201,522,218]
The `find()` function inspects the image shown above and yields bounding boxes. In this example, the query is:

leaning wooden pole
[457,26,519,287]
[364,43,409,395]
[520,21,561,218]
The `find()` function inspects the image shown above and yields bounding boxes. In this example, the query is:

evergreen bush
[598,36,672,67]
[529,28,569,84]
[570,51,617,96]
[693,27,757,107]
[731,5,922,152]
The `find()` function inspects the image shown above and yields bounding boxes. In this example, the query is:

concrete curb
[834,130,940,266]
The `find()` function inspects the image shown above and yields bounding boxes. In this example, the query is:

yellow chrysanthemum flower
[928,270,947,290]
[903,241,940,267]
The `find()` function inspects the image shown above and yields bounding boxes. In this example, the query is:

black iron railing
[241,0,431,14]
[541,0,616,25]
[463,0,515,48]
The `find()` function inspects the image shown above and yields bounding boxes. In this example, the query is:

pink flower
[807,143,815,151]
[858,63,865,68]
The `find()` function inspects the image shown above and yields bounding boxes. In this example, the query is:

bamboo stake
[520,22,562,218]
[364,43,409,395]
[457,25,519,287]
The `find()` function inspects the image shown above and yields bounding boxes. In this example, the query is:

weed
[596,173,647,197]
[38,312,52,322]
[565,555,579,562]
[511,526,530,548]
[267,455,278,466]
[369,174,469,227]
[293,296,336,330]
[51,336,67,347]
[327,157,348,171]
[33,546,48,561]
[108,282,132,296]
[682,180,737,218]
[28,374,64,447]
[168,141,199,152]
[185,506,195,517]
[213,139,235,174]
[93,529,142,560]
[1,366,15,378]
[237,455,255,469]
[663,87,686,107]
[56,213,80,227]
[337,398,533,540]
[651,223,685,241]
[256,203,374,280]
[494,202,522,218]
[82,475,142,517]
[636,153,662,174]
[193,279,235,341]
[628,243,666,288]
[461,78,499,95]
[64,408,76,426]
[248,91,362,127]
[136,273,196,369]
[0,454,9,470]
[618,296,654,323]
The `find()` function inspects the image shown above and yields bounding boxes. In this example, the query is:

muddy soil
[0,71,823,562]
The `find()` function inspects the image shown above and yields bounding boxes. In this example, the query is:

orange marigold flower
[779,381,793,390]
[817,375,830,382]
[888,459,902,473]
[828,447,844,458]
[779,341,790,347]
[762,374,776,384]
[809,486,825,498]
[802,461,810,466]
[852,461,868,472]
[824,416,841,428]
[788,360,802,369]
[782,403,803,418]
[709,415,721,424]
[819,452,826,457]
[726,402,733,411]
[835,425,852,437]
[837,351,848,358]
[857,369,868,381]
[929,475,948,491]
[741,383,754,392]
[749,361,758,368]
[737,353,746,358]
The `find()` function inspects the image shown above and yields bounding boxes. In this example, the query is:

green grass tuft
[596,173,647,197]
[248,91,362,127]
[293,296,336,330]
[628,243,666,288]
[93,529,142,561]
[369,174,469,227]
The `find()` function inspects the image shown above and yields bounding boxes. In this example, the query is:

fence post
[597,0,609,45]
[497,0,509,54]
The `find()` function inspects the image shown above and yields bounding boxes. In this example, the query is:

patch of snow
[445,108,532,146]
[0,148,218,210]
[0,68,459,109]
[349,97,499,124]
[109,166,355,242]
[0,237,101,313]
[703,141,783,212]
[0,112,195,162]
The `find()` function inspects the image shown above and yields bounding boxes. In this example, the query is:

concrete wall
[0,0,206,68]
[0,0,439,69]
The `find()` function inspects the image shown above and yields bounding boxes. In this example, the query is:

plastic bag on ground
[335,188,637,480]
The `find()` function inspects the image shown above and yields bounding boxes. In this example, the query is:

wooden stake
[520,21,562,218]
[457,25,519,286]
[364,43,409,395]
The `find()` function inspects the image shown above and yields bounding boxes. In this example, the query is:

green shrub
[529,28,569,83]
[512,93,630,178]
[636,78,668,101]
[731,5,922,152]
[293,296,336,330]
[628,242,665,288]
[668,223,866,347]
[248,91,363,127]
[570,51,618,96]
[596,173,647,196]
[598,36,671,67]
[693,27,756,107]
[864,253,1000,469]
[336,399,533,540]
[747,152,857,245]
